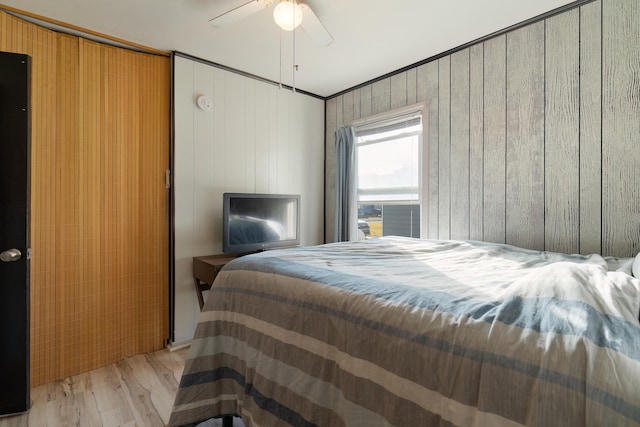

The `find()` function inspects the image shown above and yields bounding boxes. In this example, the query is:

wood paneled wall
[326,0,640,257]
[172,54,325,345]
[0,12,170,386]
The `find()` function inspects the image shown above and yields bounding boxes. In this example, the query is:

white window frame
[350,102,428,238]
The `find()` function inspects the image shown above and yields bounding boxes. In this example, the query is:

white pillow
[633,252,640,278]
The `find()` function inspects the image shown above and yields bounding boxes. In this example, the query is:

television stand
[192,254,237,310]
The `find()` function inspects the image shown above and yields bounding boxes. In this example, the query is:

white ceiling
[1,0,578,97]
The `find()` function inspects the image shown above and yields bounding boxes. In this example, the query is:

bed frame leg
[222,415,234,427]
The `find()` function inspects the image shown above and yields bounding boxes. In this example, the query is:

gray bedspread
[170,237,640,426]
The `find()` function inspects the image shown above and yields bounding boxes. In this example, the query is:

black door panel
[0,51,31,416]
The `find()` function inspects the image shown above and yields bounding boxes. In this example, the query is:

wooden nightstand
[192,254,237,310]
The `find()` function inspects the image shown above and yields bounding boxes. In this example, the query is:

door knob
[0,249,22,262]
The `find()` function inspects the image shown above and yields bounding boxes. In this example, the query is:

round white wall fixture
[196,95,212,111]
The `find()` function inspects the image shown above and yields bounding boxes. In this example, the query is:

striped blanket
[169,237,640,427]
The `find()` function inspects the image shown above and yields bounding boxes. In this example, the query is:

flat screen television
[222,192,301,254]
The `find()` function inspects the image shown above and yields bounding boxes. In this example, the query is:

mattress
[169,237,640,426]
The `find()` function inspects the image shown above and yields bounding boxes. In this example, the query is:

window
[354,110,423,239]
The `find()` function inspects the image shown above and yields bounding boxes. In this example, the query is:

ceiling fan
[209,0,334,47]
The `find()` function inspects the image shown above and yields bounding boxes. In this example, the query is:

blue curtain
[335,126,357,242]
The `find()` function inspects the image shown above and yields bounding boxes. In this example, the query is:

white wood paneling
[579,0,602,255]
[352,87,362,121]
[192,62,217,256]
[505,22,545,250]
[391,72,407,109]
[173,57,199,344]
[255,83,271,193]
[545,10,580,254]
[406,68,417,106]
[417,61,439,239]
[267,83,280,193]
[173,55,325,344]
[483,35,507,244]
[437,57,452,240]
[360,84,373,119]
[337,95,345,129]
[450,49,470,240]
[371,78,391,115]
[212,68,228,214]
[324,97,337,242]
[602,0,640,256]
[469,44,484,241]
[324,0,639,257]
[342,90,355,124]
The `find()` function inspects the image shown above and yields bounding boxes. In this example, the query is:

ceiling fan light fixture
[273,0,302,31]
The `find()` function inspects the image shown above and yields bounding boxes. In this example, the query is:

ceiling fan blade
[209,0,270,28]
[299,3,333,47]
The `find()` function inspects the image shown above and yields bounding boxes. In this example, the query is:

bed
[169,236,640,427]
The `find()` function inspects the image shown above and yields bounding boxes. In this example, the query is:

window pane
[357,135,419,199]
[357,203,420,239]
[354,111,423,240]
[382,204,420,238]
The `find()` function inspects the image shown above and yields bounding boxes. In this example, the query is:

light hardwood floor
[0,347,190,427]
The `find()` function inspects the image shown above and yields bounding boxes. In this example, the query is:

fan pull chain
[292,0,296,93]
[279,27,283,90]
[292,6,296,94]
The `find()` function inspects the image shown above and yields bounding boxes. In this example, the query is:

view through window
[355,112,422,239]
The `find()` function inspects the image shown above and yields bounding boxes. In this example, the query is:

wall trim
[173,51,325,101]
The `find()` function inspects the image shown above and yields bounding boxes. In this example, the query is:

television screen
[222,193,300,254]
